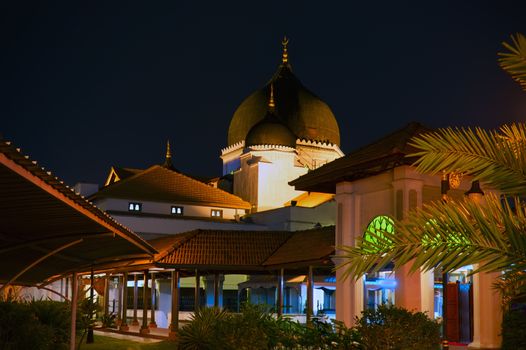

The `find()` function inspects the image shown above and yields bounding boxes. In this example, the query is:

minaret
[163,140,173,169]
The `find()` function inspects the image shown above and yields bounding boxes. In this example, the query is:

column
[194,270,200,311]
[69,273,78,350]
[149,272,157,328]
[116,276,122,326]
[139,271,150,334]
[132,274,139,326]
[334,181,364,327]
[214,273,220,307]
[306,266,314,325]
[119,272,129,331]
[468,270,502,349]
[169,270,180,340]
[205,274,224,307]
[277,268,284,317]
[392,167,434,316]
[103,275,109,317]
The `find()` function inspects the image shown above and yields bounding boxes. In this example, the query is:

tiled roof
[263,226,334,266]
[113,167,143,180]
[154,230,291,268]
[93,165,251,210]
[152,226,335,270]
[290,122,432,193]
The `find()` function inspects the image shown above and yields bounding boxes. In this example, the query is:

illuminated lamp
[465,180,484,203]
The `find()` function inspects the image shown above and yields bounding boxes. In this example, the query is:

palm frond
[409,123,526,195]
[338,194,526,286]
[499,33,526,91]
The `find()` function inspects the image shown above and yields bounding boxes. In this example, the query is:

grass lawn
[81,335,176,350]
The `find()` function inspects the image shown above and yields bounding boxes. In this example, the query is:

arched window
[363,215,395,253]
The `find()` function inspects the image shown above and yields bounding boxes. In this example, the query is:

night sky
[2,1,526,186]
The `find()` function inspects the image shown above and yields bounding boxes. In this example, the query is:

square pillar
[169,270,180,340]
[139,271,150,334]
[468,270,502,349]
[194,270,200,311]
[306,266,314,325]
[334,182,364,327]
[119,272,129,331]
[277,268,284,317]
[149,272,157,328]
[131,274,139,326]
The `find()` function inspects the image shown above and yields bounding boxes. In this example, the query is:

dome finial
[281,36,289,64]
[163,140,173,169]
[269,84,275,111]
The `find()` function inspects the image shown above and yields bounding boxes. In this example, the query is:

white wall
[95,198,247,220]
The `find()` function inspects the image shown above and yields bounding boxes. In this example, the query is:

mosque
[0,38,502,349]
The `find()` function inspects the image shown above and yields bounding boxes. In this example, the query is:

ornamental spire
[281,36,289,65]
[163,140,173,169]
[269,83,275,112]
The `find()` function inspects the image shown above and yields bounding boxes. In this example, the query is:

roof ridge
[161,166,251,206]
[92,165,160,198]
[261,230,295,265]
[155,229,201,262]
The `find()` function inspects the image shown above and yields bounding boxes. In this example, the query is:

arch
[363,215,395,253]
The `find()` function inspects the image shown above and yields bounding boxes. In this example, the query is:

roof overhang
[0,139,157,286]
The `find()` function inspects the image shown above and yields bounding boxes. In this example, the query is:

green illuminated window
[363,216,394,252]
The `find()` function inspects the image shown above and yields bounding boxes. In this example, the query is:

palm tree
[339,34,526,304]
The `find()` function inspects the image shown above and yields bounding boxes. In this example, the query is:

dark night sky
[2,1,526,186]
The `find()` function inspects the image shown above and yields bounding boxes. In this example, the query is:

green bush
[501,307,526,350]
[178,304,362,350]
[0,300,70,350]
[354,305,440,350]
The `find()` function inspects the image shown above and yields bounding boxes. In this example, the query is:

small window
[171,206,184,216]
[128,202,142,212]
[211,209,223,218]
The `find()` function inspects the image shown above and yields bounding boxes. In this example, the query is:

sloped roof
[153,226,335,271]
[93,165,251,210]
[263,226,334,267]
[0,137,156,285]
[290,122,432,193]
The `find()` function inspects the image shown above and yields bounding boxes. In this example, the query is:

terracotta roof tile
[93,165,251,209]
[152,226,335,269]
[263,226,334,266]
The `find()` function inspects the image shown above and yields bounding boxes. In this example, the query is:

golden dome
[227,61,340,147]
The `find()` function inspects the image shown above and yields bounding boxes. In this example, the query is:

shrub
[0,300,70,350]
[178,304,362,350]
[354,305,440,350]
[501,306,526,350]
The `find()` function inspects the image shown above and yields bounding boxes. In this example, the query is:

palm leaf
[499,33,526,91]
[338,193,526,294]
[409,123,526,195]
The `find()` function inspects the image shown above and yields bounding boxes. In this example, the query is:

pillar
[277,268,284,317]
[468,270,502,349]
[194,270,200,311]
[139,271,150,334]
[214,273,220,307]
[306,266,314,325]
[205,274,224,307]
[149,272,157,328]
[334,182,364,327]
[119,272,129,331]
[103,275,109,317]
[169,270,180,340]
[392,168,434,316]
[69,273,78,350]
[116,276,122,325]
[132,274,139,326]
